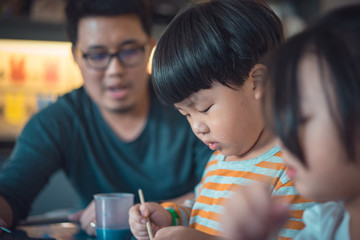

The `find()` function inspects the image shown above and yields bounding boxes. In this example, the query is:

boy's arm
[160,200,193,227]
[159,190,195,226]
[160,152,211,227]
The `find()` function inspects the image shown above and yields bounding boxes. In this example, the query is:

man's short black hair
[65,0,153,45]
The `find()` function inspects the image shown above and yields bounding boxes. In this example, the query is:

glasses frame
[79,44,147,71]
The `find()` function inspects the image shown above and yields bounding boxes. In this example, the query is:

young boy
[129,0,315,239]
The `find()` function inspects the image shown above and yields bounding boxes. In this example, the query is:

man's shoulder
[19,87,95,142]
[57,87,89,107]
[44,87,89,113]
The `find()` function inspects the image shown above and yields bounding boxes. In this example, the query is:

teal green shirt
[0,86,212,224]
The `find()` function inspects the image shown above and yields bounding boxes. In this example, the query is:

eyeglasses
[79,45,146,70]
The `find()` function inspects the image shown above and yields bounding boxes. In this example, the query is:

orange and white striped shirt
[162,145,315,240]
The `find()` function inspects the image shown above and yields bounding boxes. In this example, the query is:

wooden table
[0,222,95,240]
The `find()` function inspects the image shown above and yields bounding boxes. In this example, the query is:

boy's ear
[249,63,267,100]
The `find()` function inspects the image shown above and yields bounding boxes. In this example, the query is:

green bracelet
[167,208,180,226]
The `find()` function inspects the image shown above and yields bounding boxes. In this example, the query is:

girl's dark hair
[264,4,360,164]
[152,0,283,104]
[65,0,152,46]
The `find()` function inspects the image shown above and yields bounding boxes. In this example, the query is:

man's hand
[0,217,10,235]
[68,200,96,236]
[0,196,13,234]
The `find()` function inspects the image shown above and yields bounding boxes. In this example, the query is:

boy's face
[73,14,155,114]
[174,80,265,158]
[282,54,360,201]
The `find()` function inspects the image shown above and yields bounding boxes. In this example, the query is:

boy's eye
[199,105,213,113]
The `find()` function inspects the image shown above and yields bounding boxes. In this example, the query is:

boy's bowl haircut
[152,0,283,105]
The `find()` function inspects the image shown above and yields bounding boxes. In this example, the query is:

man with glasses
[0,0,212,236]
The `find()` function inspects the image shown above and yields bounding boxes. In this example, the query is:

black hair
[152,0,283,104]
[65,0,153,46]
[264,4,360,164]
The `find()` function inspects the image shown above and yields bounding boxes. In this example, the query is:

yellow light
[0,39,83,132]
[147,45,156,74]
[4,92,26,126]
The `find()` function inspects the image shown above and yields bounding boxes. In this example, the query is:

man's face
[73,14,155,114]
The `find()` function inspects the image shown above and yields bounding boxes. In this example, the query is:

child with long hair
[222,4,360,240]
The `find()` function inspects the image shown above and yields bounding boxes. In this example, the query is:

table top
[0,222,96,240]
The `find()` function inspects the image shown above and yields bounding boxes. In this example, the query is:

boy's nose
[192,120,209,135]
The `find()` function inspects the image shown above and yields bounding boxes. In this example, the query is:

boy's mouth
[207,142,218,151]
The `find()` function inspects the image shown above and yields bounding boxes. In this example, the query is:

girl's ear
[249,64,267,100]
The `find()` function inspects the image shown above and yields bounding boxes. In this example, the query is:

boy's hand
[129,202,172,240]
[222,184,288,240]
[153,226,223,240]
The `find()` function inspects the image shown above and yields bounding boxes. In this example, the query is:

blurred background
[0,0,359,217]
